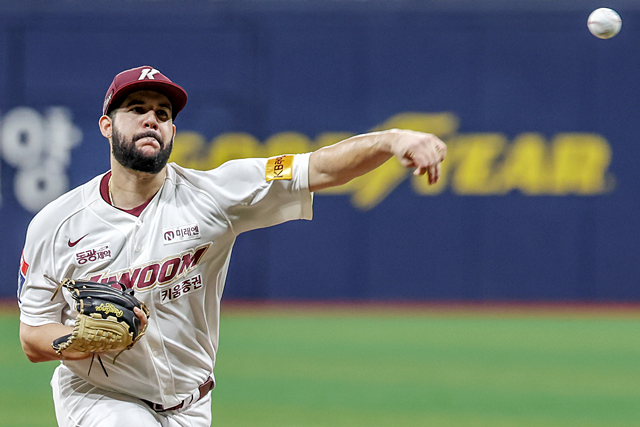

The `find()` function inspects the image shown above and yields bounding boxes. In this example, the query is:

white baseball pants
[51,365,212,427]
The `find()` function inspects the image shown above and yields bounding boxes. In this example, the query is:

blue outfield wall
[1,0,639,301]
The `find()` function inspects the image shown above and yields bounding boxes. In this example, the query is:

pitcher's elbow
[21,342,47,363]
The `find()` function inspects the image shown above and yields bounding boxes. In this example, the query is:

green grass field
[2,304,639,427]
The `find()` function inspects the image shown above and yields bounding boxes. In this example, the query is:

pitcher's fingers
[435,142,447,160]
[427,163,440,184]
[413,165,428,176]
[134,307,148,328]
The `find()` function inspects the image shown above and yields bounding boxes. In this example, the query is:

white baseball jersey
[18,154,313,409]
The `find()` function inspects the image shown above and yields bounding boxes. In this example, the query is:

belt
[142,376,215,413]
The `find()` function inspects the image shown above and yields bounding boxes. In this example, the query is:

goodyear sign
[0,1,638,301]
[171,112,613,209]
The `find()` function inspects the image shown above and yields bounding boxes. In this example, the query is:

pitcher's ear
[99,115,112,139]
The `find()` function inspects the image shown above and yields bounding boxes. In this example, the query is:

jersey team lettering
[265,155,293,181]
[163,223,200,245]
[160,274,203,304]
[76,244,111,265]
[87,243,211,290]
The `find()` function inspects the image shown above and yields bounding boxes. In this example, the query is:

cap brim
[107,80,188,120]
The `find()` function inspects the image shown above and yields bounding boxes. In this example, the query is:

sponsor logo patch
[265,155,293,181]
[76,244,111,265]
[159,274,203,304]
[163,223,200,245]
[86,243,211,291]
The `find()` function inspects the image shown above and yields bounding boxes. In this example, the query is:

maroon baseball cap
[102,66,188,120]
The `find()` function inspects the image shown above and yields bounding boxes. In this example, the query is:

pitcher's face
[109,90,176,174]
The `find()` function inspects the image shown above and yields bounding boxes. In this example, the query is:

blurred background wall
[1,0,639,302]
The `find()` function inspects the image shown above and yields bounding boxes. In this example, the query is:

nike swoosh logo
[68,234,89,247]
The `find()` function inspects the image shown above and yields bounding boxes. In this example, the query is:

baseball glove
[48,278,149,360]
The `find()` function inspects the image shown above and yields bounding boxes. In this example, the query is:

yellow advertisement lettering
[170,112,614,210]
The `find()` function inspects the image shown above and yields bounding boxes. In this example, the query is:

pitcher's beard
[112,128,173,174]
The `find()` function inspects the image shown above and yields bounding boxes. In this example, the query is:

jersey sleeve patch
[265,155,294,181]
[17,251,29,303]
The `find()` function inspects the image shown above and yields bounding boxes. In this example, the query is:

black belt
[142,376,215,413]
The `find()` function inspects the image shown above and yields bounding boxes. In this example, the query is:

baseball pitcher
[17,66,446,426]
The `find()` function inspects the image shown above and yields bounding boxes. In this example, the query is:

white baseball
[587,8,622,39]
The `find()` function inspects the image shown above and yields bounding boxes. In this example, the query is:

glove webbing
[46,276,146,376]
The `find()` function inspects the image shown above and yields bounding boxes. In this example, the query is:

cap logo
[139,68,160,80]
[103,66,187,118]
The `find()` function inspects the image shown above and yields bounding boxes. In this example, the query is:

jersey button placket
[133,220,143,254]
